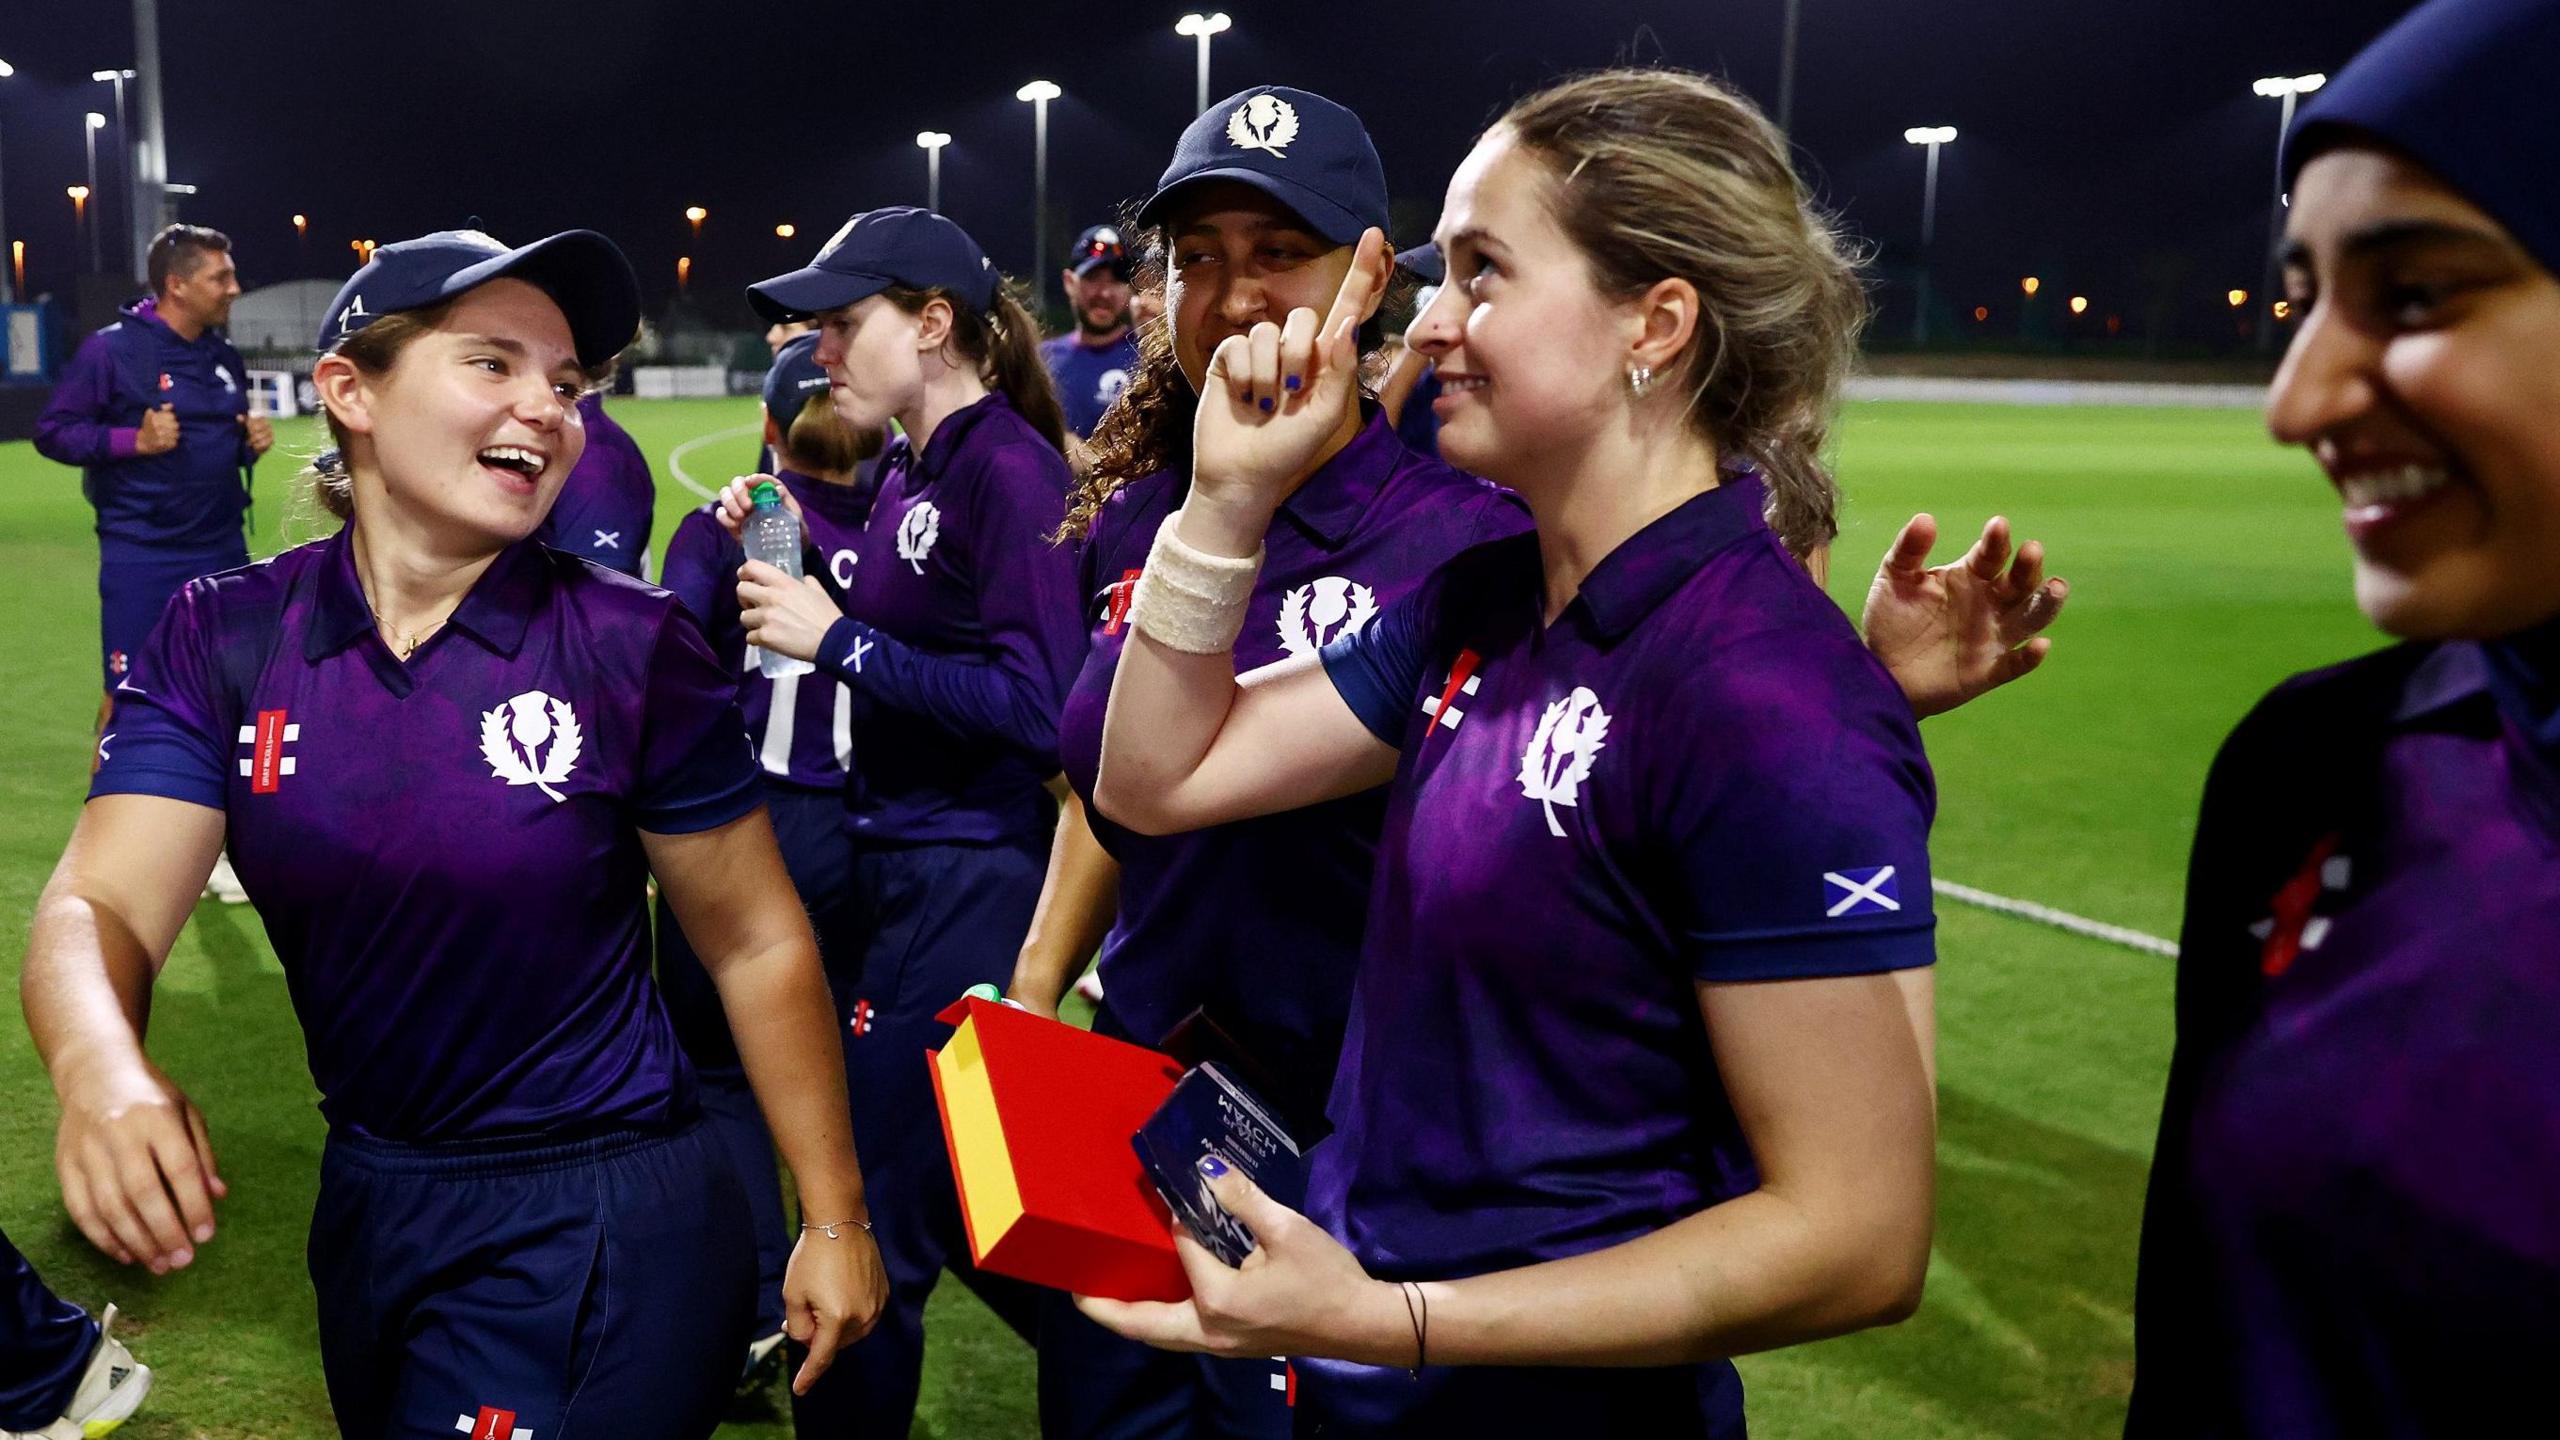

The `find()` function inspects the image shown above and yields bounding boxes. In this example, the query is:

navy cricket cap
[749,207,999,323]
[1134,86,1388,246]
[1068,223,1133,278]
[2285,0,2560,277]
[317,229,639,368]
[1394,242,1444,285]
[763,332,831,424]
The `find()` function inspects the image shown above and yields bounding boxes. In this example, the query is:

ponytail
[884,281,1070,458]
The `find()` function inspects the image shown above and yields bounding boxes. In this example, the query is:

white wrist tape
[1127,509,1263,655]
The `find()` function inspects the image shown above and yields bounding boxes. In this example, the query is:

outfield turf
[0,396,2379,1438]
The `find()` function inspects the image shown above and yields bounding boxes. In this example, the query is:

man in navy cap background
[36,224,271,733]
[1041,223,1141,443]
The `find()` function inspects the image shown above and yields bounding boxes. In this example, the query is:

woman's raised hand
[713,474,803,540]
[1187,229,1392,536]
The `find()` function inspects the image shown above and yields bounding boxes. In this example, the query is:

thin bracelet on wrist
[801,1218,873,1239]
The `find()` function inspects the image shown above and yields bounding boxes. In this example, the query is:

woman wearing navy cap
[22,228,885,1439]
[1034,79,2063,1438]
[2132,0,2560,1432]
[726,206,1081,1437]
[656,329,881,1383]
[1073,68,1989,1435]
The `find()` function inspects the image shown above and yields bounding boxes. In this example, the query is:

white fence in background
[1845,376,2264,409]
[633,364,730,399]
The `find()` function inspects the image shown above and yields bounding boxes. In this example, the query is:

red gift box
[927,996,1190,1302]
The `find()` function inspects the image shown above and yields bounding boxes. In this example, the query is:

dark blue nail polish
[1259,397,1274,412]
[1197,1153,1230,1178]
[1284,375,1302,392]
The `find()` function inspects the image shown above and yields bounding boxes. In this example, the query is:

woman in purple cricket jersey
[1013,84,2064,1440]
[726,207,1083,1437]
[2131,1,2560,1433]
[22,229,885,1440]
[1076,69,2000,1434]
[656,330,881,1384]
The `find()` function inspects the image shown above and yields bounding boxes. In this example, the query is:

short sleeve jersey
[2131,641,2560,1437]
[1055,409,1524,1126]
[1301,475,1935,1430]
[837,392,1084,845]
[659,468,874,791]
[90,528,763,1141]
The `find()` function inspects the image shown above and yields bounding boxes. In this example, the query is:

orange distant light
[1973,306,1989,322]
[2069,295,2090,315]
[2272,299,2294,320]
[2226,288,2248,308]
[67,185,90,201]
[684,206,708,223]
[2020,276,2040,297]
[776,223,796,239]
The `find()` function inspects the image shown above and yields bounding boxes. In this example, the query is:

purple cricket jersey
[35,297,256,562]
[533,393,656,578]
[810,391,1084,846]
[660,468,875,792]
[88,527,763,1141]
[1039,330,1141,440]
[1055,409,1524,1125]
[1303,475,1936,1432]
[2131,638,2560,1436]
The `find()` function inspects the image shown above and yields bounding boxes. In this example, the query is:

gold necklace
[386,615,450,661]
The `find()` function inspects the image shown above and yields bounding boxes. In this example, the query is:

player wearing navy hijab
[1067,68,2035,1434]
[21,227,885,1439]
[729,207,1081,1437]
[656,330,880,1382]
[2132,1,2560,1432]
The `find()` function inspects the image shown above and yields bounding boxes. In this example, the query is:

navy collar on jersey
[306,525,543,664]
[1277,403,1397,551]
[1573,470,1769,641]
[908,391,1016,487]
[2392,641,2495,728]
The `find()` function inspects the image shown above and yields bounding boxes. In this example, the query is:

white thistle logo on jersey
[1226,93,1300,156]
[895,500,942,573]
[479,690,582,803]
[1276,576,1378,658]
[1518,686,1610,837]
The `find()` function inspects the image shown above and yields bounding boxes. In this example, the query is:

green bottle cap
[750,480,782,507]
[963,983,1003,1005]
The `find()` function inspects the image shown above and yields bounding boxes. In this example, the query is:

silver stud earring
[1627,365,1654,396]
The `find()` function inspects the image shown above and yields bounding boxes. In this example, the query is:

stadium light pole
[1175,14,1231,116]
[0,56,15,303]
[916,131,951,211]
[2252,73,2325,355]
[94,70,134,276]
[85,114,108,273]
[1776,0,1801,134]
[1903,126,1955,345]
[1017,80,1061,304]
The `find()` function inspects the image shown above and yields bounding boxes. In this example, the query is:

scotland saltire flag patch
[1824,866,1901,918]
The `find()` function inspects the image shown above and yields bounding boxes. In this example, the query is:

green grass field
[0,397,2379,1438]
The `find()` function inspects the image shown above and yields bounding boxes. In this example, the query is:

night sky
[1,0,2420,345]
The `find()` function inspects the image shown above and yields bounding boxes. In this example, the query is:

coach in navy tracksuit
[36,224,270,714]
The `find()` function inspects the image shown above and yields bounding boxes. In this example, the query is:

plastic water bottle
[746,481,816,679]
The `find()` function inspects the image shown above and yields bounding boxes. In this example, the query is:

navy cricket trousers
[310,1120,755,1440]
[791,837,1045,1438]
[0,1224,98,1430]
[655,780,861,1337]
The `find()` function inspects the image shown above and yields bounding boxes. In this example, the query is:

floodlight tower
[85,114,108,272]
[0,55,15,302]
[1017,80,1062,300]
[2253,73,2326,354]
[132,0,173,277]
[94,70,135,276]
[917,132,951,211]
[1903,126,1955,345]
[1176,14,1231,116]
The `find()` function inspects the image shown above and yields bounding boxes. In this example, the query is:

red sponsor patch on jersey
[251,709,291,794]
[158,372,174,391]
[470,1407,519,1440]
[1104,568,1142,635]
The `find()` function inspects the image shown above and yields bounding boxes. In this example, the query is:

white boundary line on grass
[667,421,765,502]
[658,419,2186,963]
[1935,879,2180,958]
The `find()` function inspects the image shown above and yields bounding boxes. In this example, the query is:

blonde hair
[1495,68,1868,555]
[780,392,884,476]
